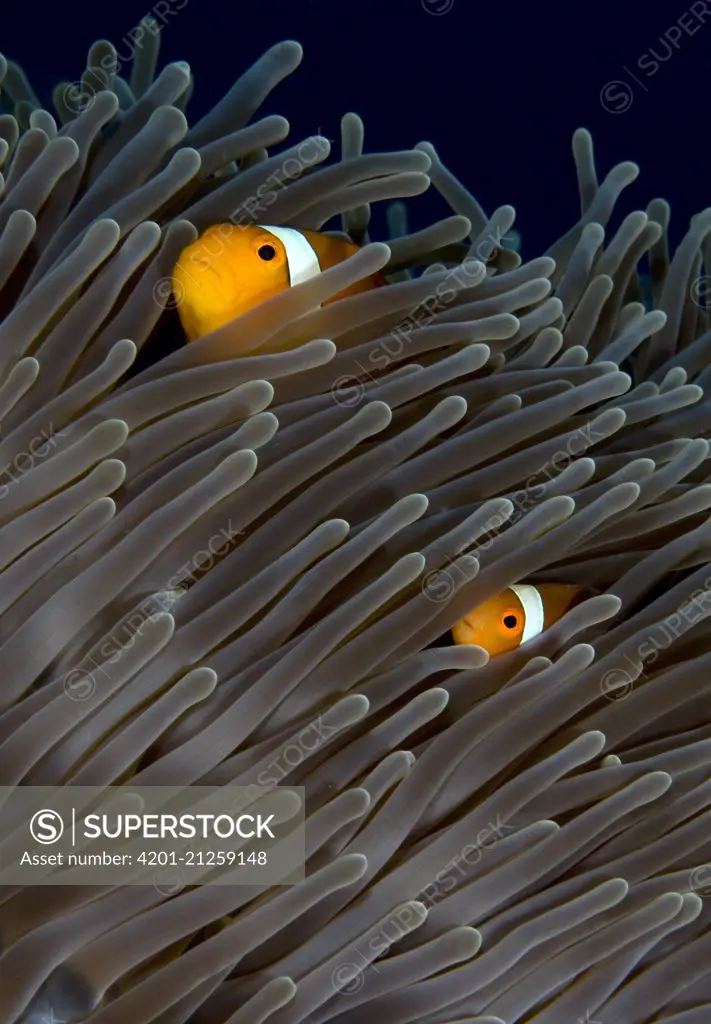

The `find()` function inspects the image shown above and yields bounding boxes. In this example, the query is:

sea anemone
[1,18,711,1024]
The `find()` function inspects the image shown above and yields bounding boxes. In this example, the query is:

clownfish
[172,224,387,341]
[452,583,587,656]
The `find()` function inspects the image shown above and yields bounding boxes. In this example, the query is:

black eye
[503,614,518,629]
[258,244,276,261]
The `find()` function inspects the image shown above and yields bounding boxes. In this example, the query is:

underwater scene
[0,0,710,1020]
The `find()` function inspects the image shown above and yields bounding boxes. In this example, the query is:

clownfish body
[172,224,386,342]
[452,583,586,656]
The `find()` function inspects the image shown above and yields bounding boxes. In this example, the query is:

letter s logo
[30,809,65,844]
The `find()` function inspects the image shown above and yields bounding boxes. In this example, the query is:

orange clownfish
[172,224,387,341]
[452,583,587,656]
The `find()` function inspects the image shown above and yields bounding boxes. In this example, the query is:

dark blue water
[3,0,708,253]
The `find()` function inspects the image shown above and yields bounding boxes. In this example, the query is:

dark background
[2,0,708,256]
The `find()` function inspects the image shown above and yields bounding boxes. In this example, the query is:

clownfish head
[452,582,589,656]
[172,223,385,343]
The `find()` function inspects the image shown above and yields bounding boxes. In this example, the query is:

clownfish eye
[257,244,277,261]
[497,606,520,630]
